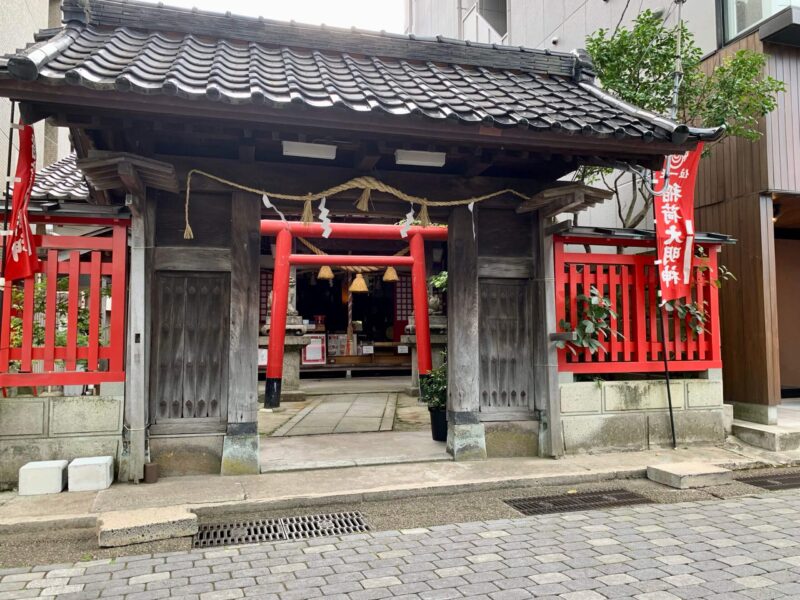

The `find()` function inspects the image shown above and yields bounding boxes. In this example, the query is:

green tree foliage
[581,9,784,228]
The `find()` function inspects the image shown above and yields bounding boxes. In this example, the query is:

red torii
[260,220,448,407]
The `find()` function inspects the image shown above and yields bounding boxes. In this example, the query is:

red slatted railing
[554,235,722,374]
[0,224,127,387]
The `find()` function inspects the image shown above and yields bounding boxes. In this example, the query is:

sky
[139,0,406,33]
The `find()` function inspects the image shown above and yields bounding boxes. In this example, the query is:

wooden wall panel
[696,194,781,407]
[765,42,800,194]
[696,32,769,208]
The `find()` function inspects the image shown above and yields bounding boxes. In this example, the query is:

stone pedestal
[404,313,448,397]
[260,335,310,403]
[401,333,447,397]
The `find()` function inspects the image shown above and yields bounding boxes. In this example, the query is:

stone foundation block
[647,462,732,489]
[562,413,647,454]
[98,507,198,547]
[150,435,223,477]
[560,382,601,414]
[447,423,487,461]
[484,421,539,457]
[648,410,725,447]
[68,456,114,491]
[686,380,723,408]
[733,402,778,426]
[221,432,260,475]
[18,459,68,495]
[604,380,685,411]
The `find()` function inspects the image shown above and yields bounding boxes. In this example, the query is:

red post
[409,233,432,379]
[265,227,292,408]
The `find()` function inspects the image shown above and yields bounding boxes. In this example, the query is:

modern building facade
[1,0,69,192]
[409,0,800,428]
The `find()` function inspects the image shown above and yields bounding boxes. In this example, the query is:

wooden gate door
[150,272,230,433]
[478,278,534,415]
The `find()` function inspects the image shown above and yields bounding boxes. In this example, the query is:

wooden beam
[0,80,696,159]
[447,205,480,414]
[165,155,546,205]
[123,193,151,482]
[227,191,261,426]
[532,211,563,458]
[117,161,145,199]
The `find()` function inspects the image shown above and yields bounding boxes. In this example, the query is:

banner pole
[1,102,15,281]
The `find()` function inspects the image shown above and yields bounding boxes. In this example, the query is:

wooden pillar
[532,212,564,457]
[221,191,261,475]
[264,227,292,408]
[409,232,432,378]
[446,206,486,460]
[124,193,152,482]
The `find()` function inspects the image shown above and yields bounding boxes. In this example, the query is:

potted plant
[421,355,447,442]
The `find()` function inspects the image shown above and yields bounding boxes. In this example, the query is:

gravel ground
[0,465,790,569]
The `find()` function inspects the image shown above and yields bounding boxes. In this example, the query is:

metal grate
[738,472,800,491]
[504,489,652,516]
[193,511,369,548]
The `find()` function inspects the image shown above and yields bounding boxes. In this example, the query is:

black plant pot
[429,407,447,442]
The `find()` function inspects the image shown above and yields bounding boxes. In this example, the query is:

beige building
[0,0,67,185]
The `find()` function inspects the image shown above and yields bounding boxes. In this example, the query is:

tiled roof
[30,152,90,201]
[1,0,722,145]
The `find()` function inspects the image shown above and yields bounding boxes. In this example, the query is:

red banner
[4,123,40,281]
[653,143,703,302]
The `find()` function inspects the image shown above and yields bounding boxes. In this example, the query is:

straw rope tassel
[418,203,431,227]
[183,177,194,239]
[301,196,314,225]
[356,188,371,212]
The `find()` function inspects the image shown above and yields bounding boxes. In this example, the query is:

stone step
[732,420,800,452]
[647,462,732,489]
[97,507,198,547]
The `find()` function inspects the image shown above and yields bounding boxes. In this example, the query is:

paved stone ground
[4,490,800,599]
[272,393,396,436]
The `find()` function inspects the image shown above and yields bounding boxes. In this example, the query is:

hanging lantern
[382,266,399,283]
[317,265,334,280]
[349,273,369,293]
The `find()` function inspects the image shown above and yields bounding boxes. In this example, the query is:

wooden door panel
[478,279,533,412]
[150,271,229,426]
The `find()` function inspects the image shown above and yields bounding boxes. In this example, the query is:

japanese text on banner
[653,143,703,302]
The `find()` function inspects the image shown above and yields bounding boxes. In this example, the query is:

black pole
[658,290,678,449]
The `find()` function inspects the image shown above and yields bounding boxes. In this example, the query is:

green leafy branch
[557,285,623,355]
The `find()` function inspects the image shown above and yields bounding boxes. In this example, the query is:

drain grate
[193,511,369,548]
[504,489,652,516]
[738,472,800,491]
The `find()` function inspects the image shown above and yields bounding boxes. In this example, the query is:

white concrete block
[686,380,724,408]
[68,456,114,492]
[18,460,68,495]
[647,462,732,489]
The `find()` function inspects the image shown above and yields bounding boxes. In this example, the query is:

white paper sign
[258,348,268,366]
[362,345,374,355]
[397,345,409,354]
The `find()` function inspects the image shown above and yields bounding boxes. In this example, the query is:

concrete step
[732,420,800,452]
[647,462,732,489]
[97,506,198,547]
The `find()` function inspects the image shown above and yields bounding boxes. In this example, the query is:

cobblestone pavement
[3,490,800,599]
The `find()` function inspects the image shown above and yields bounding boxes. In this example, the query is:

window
[462,0,507,44]
[723,0,799,41]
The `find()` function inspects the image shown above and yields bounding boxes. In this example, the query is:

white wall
[0,0,67,188]
[509,0,717,57]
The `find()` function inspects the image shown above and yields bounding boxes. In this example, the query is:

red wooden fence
[0,223,128,387]
[554,235,722,374]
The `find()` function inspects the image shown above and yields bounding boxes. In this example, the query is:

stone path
[5,490,800,598]
[272,393,397,436]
